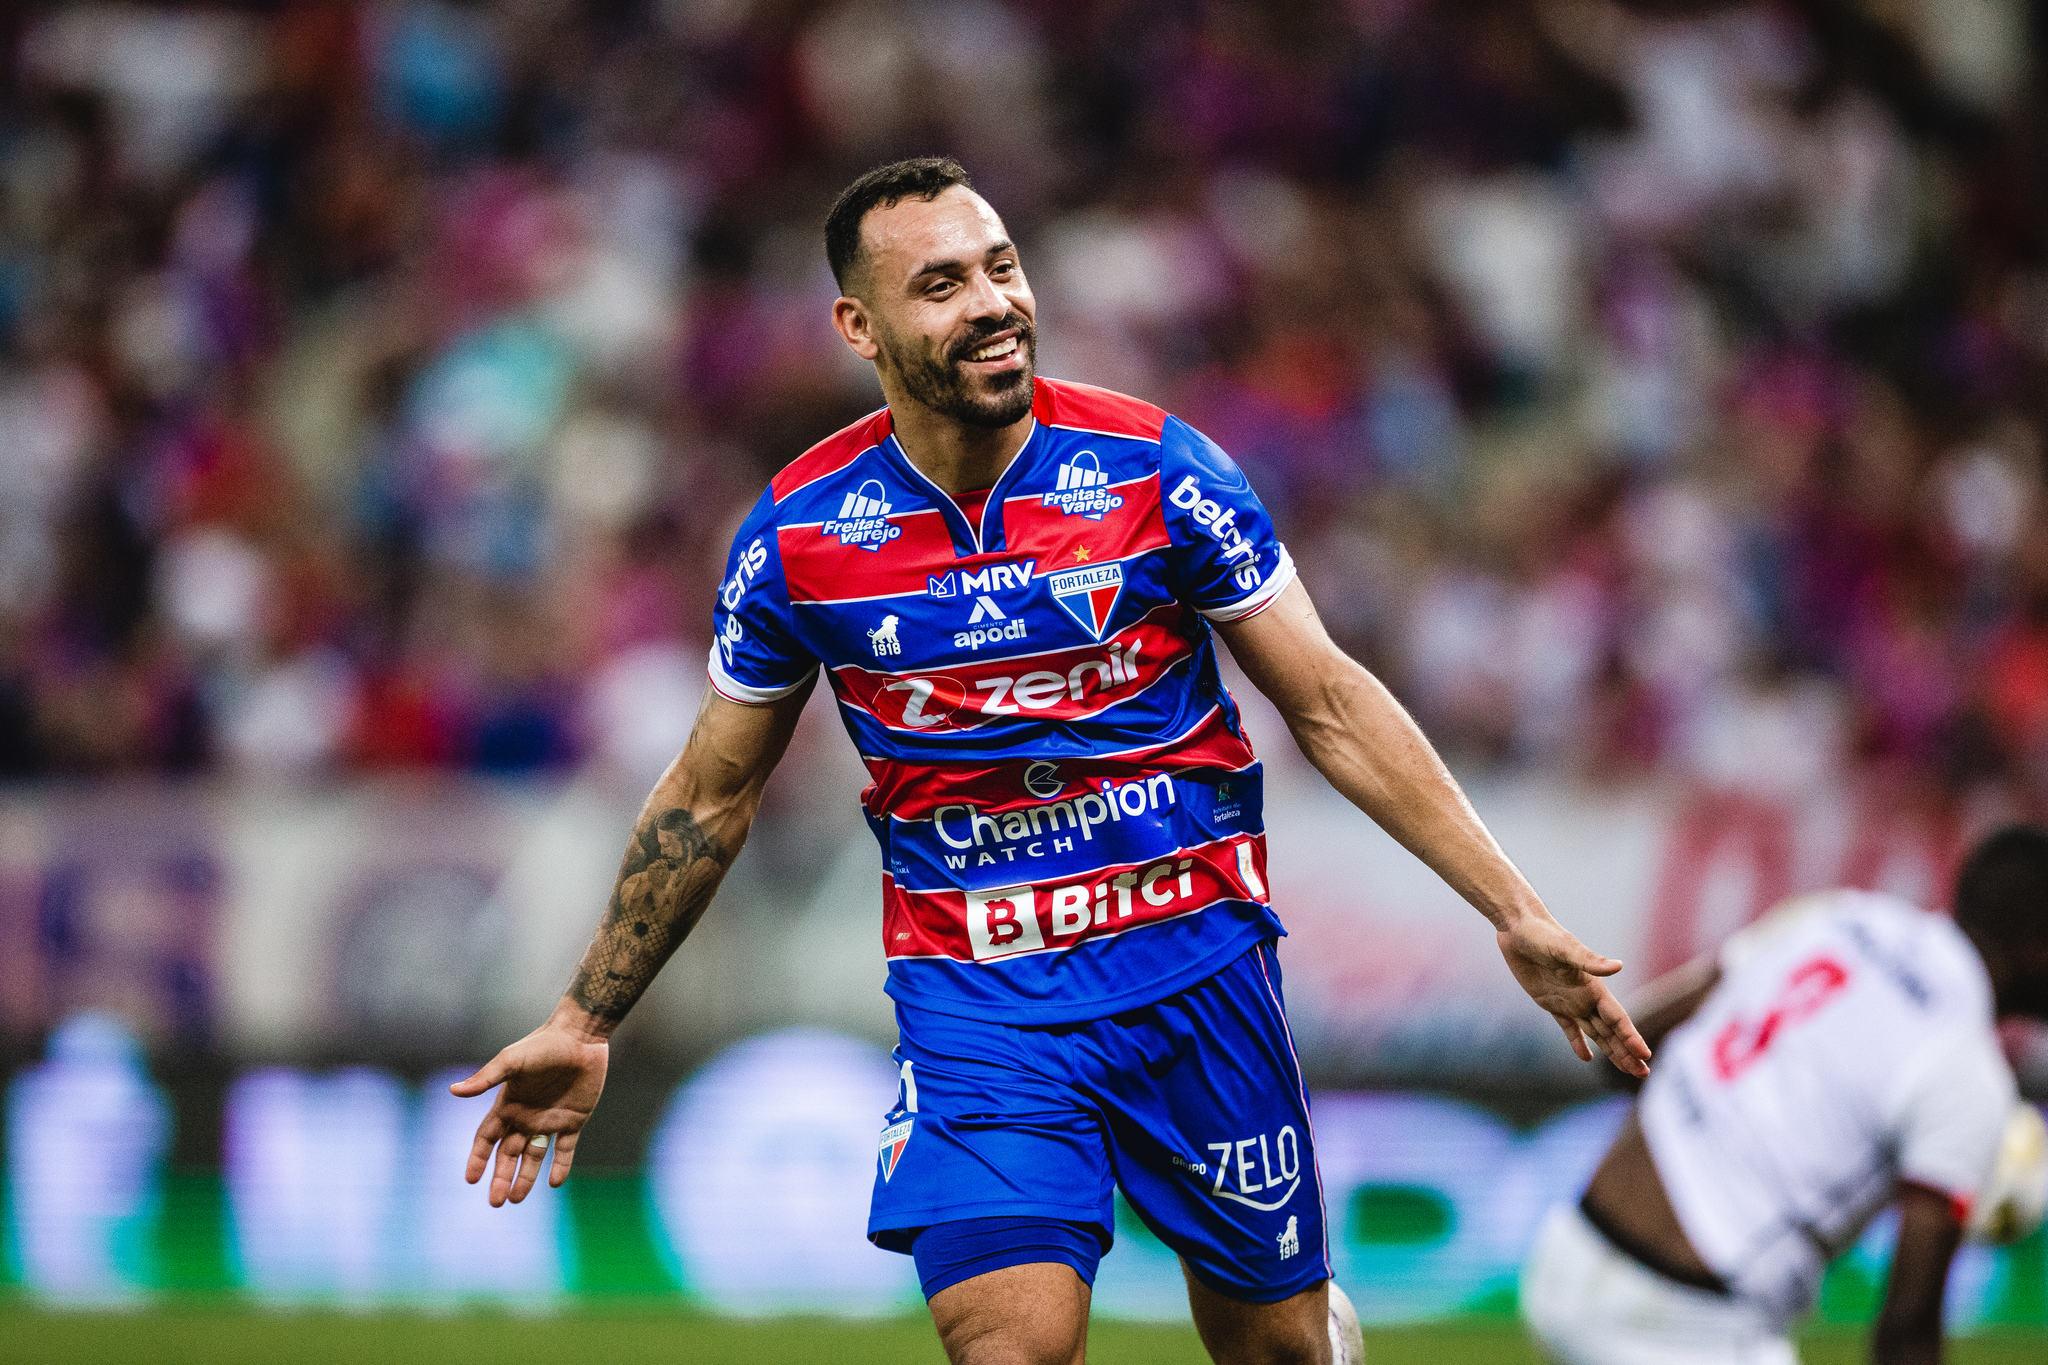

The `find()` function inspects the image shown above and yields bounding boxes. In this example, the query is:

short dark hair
[824,156,973,293]
[1954,824,2048,951]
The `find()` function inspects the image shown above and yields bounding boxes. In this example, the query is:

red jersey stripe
[882,833,1269,961]
[1002,473,1168,566]
[862,703,1257,818]
[830,605,1195,734]
[1033,377,1168,442]
[778,511,957,602]
[770,407,893,503]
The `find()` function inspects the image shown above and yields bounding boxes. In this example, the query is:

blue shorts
[868,939,1330,1302]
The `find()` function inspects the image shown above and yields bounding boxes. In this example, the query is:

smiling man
[452,157,1650,1365]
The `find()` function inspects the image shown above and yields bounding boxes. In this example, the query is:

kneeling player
[1522,825,2048,1364]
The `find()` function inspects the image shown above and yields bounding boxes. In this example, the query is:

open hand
[1498,913,1651,1078]
[450,1020,610,1206]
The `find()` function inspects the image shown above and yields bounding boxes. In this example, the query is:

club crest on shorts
[878,1119,914,1182]
[1047,562,1123,639]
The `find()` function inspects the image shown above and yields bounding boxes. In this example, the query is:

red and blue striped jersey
[709,377,1296,1022]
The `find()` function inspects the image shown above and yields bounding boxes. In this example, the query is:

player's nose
[960,269,1008,321]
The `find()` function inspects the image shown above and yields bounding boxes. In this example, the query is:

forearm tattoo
[566,807,734,1021]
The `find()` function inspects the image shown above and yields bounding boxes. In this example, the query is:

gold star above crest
[1073,546,1092,562]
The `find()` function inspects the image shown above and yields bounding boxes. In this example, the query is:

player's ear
[833,294,881,362]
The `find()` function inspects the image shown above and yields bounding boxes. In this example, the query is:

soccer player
[1521,825,2048,1365]
[452,157,1649,1364]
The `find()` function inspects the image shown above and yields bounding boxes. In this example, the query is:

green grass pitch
[4,1306,2046,1364]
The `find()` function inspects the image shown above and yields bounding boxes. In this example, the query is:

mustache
[949,316,1032,363]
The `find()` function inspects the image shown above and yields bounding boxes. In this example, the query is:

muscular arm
[452,683,810,1204]
[1872,1183,1965,1365]
[1217,580,1650,1077]
[559,683,810,1032]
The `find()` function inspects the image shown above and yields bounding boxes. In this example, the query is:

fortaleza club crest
[1041,451,1124,520]
[824,479,903,551]
[1048,562,1124,639]
[878,1119,914,1182]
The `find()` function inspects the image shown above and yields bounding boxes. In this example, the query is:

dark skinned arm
[1871,1182,1966,1365]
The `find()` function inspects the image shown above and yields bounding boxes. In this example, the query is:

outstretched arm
[1216,580,1650,1077]
[451,683,812,1204]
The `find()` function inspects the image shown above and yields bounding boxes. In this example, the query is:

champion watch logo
[1023,760,1063,799]
[878,1119,913,1182]
[824,479,903,551]
[1041,450,1125,520]
[1047,562,1124,638]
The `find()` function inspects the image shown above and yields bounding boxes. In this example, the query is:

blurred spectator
[0,0,2043,813]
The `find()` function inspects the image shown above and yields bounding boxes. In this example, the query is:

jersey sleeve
[1887,1024,2015,1216]
[707,490,817,705]
[1158,415,1296,621]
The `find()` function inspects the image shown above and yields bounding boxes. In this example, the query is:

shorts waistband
[1577,1191,1731,1297]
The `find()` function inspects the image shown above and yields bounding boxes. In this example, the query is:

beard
[878,313,1036,429]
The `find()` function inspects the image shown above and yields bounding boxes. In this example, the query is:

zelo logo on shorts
[1203,1126,1302,1211]
[823,479,903,551]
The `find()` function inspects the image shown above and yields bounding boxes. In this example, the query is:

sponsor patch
[824,479,903,551]
[1047,562,1124,638]
[1042,451,1125,520]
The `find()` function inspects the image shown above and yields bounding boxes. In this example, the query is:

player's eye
[991,260,1017,279]
[924,280,955,298]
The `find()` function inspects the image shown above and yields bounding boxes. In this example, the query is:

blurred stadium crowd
[3,0,2047,802]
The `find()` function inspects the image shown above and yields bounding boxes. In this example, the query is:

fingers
[1555,1013,1592,1063]
[1596,992,1653,1075]
[466,1110,503,1184]
[490,1131,527,1207]
[1569,942,1623,977]
[449,1052,511,1098]
[509,1133,550,1204]
[548,1130,580,1188]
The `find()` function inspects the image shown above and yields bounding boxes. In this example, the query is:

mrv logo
[824,480,903,551]
[935,772,1177,870]
[1042,451,1124,520]
[929,559,1037,598]
[1168,475,1262,592]
[1204,1125,1302,1211]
